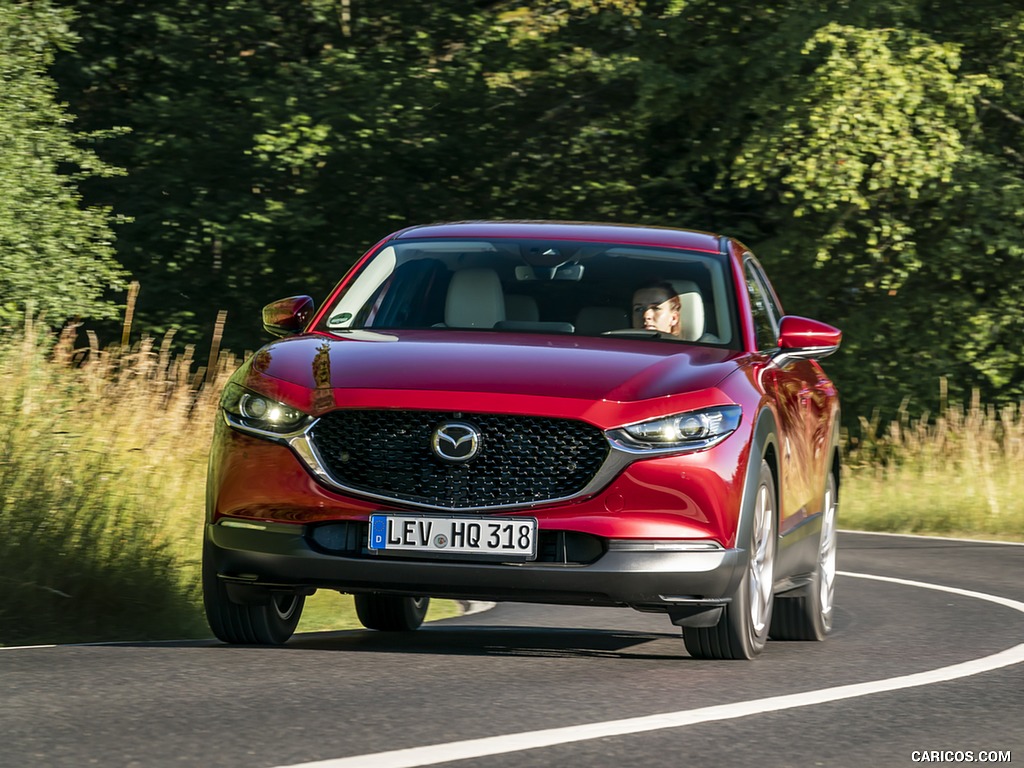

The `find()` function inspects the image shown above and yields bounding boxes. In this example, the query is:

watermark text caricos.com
[911,751,1012,763]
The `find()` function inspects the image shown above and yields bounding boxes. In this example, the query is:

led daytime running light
[613,405,742,452]
[221,383,310,434]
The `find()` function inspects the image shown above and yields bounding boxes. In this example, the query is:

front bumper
[208,422,749,545]
[207,522,746,610]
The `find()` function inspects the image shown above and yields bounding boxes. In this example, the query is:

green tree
[623,1,1024,421]
[0,0,124,325]
[54,0,648,351]
[52,0,1024,424]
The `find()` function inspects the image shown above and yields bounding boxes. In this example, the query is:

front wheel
[771,471,838,640]
[202,542,305,645]
[354,594,430,631]
[684,460,777,660]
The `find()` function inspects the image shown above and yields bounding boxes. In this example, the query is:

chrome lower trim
[222,411,311,441]
[657,596,730,605]
[217,518,302,535]
[219,520,269,531]
[605,431,733,456]
[772,345,839,366]
[608,540,724,553]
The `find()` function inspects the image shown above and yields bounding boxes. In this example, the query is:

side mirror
[262,295,315,338]
[775,315,842,361]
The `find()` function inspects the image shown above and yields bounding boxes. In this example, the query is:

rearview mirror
[514,263,585,281]
[775,316,842,361]
[262,295,315,338]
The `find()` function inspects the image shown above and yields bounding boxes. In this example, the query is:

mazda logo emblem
[431,421,481,463]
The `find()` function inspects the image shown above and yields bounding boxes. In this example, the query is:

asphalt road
[3,532,1022,768]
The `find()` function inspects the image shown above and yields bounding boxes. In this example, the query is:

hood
[245,330,741,403]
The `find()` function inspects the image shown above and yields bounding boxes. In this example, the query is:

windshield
[319,238,736,346]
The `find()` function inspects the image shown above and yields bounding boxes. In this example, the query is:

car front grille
[308,410,609,509]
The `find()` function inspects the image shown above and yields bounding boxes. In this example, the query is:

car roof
[389,221,726,255]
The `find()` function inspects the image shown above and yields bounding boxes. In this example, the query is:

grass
[0,316,222,645]
[297,591,461,634]
[0,314,457,646]
[0,316,1020,646]
[841,388,1024,541]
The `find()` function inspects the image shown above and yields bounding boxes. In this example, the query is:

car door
[743,257,819,533]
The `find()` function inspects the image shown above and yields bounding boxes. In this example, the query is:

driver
[631,282,681,336]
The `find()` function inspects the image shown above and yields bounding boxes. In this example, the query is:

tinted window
[744,261,778,351]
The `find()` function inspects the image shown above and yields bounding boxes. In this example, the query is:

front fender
[733,407,780,566]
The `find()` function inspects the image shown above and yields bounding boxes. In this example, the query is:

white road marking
[272,571,1024,768]
[840,529,1024,547]
[456,600,497,617]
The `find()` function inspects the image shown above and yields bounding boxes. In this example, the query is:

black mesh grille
[309,410,609,508]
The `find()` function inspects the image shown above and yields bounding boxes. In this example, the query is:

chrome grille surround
[303,410,613,510]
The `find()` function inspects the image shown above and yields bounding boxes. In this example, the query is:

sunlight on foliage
[734,23,996,290]
[0,2,126,325]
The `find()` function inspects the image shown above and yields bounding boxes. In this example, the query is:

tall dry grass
[0,309,456,645]
[842,383,1024,540]
[0,311,229,644]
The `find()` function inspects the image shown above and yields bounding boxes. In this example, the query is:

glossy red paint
[778,315,843,352]
[207,416,750,545]
[239,331,741,417]
[262,295,314,337]
[213,328,761,547]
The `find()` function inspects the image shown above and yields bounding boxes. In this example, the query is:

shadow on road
[287,624,689,660]
[107,624,691,660]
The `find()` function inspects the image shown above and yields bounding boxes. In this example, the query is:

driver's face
[632,287,679,335]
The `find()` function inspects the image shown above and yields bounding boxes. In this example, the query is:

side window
[744,261,778,351]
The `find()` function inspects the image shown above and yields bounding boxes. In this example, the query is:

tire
[202,541,304,645]
[684,460,777,660]
[771,471,838,641]
[354,594,430,631]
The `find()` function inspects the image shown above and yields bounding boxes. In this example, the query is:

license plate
[368,514,538,561]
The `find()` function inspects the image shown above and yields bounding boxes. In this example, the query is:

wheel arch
[734,406,781,555]
[828,404,842,501]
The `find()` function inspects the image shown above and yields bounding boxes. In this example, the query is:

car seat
[670,280,706,342]
[504,294,540,322]
[445,269,506,328]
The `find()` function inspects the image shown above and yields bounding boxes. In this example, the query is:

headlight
[220,383,312,436]
[607,405,742,454]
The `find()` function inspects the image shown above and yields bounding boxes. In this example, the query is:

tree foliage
[37,0,1024,422]
[0,0,124,325]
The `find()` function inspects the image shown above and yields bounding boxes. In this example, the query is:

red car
[203,221,841,659]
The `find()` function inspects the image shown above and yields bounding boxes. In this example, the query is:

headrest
[504,294,540,322]
[671,280,705,341]
[445,269,506,328]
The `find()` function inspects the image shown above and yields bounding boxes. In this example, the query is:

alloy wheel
[748,483,776,636]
